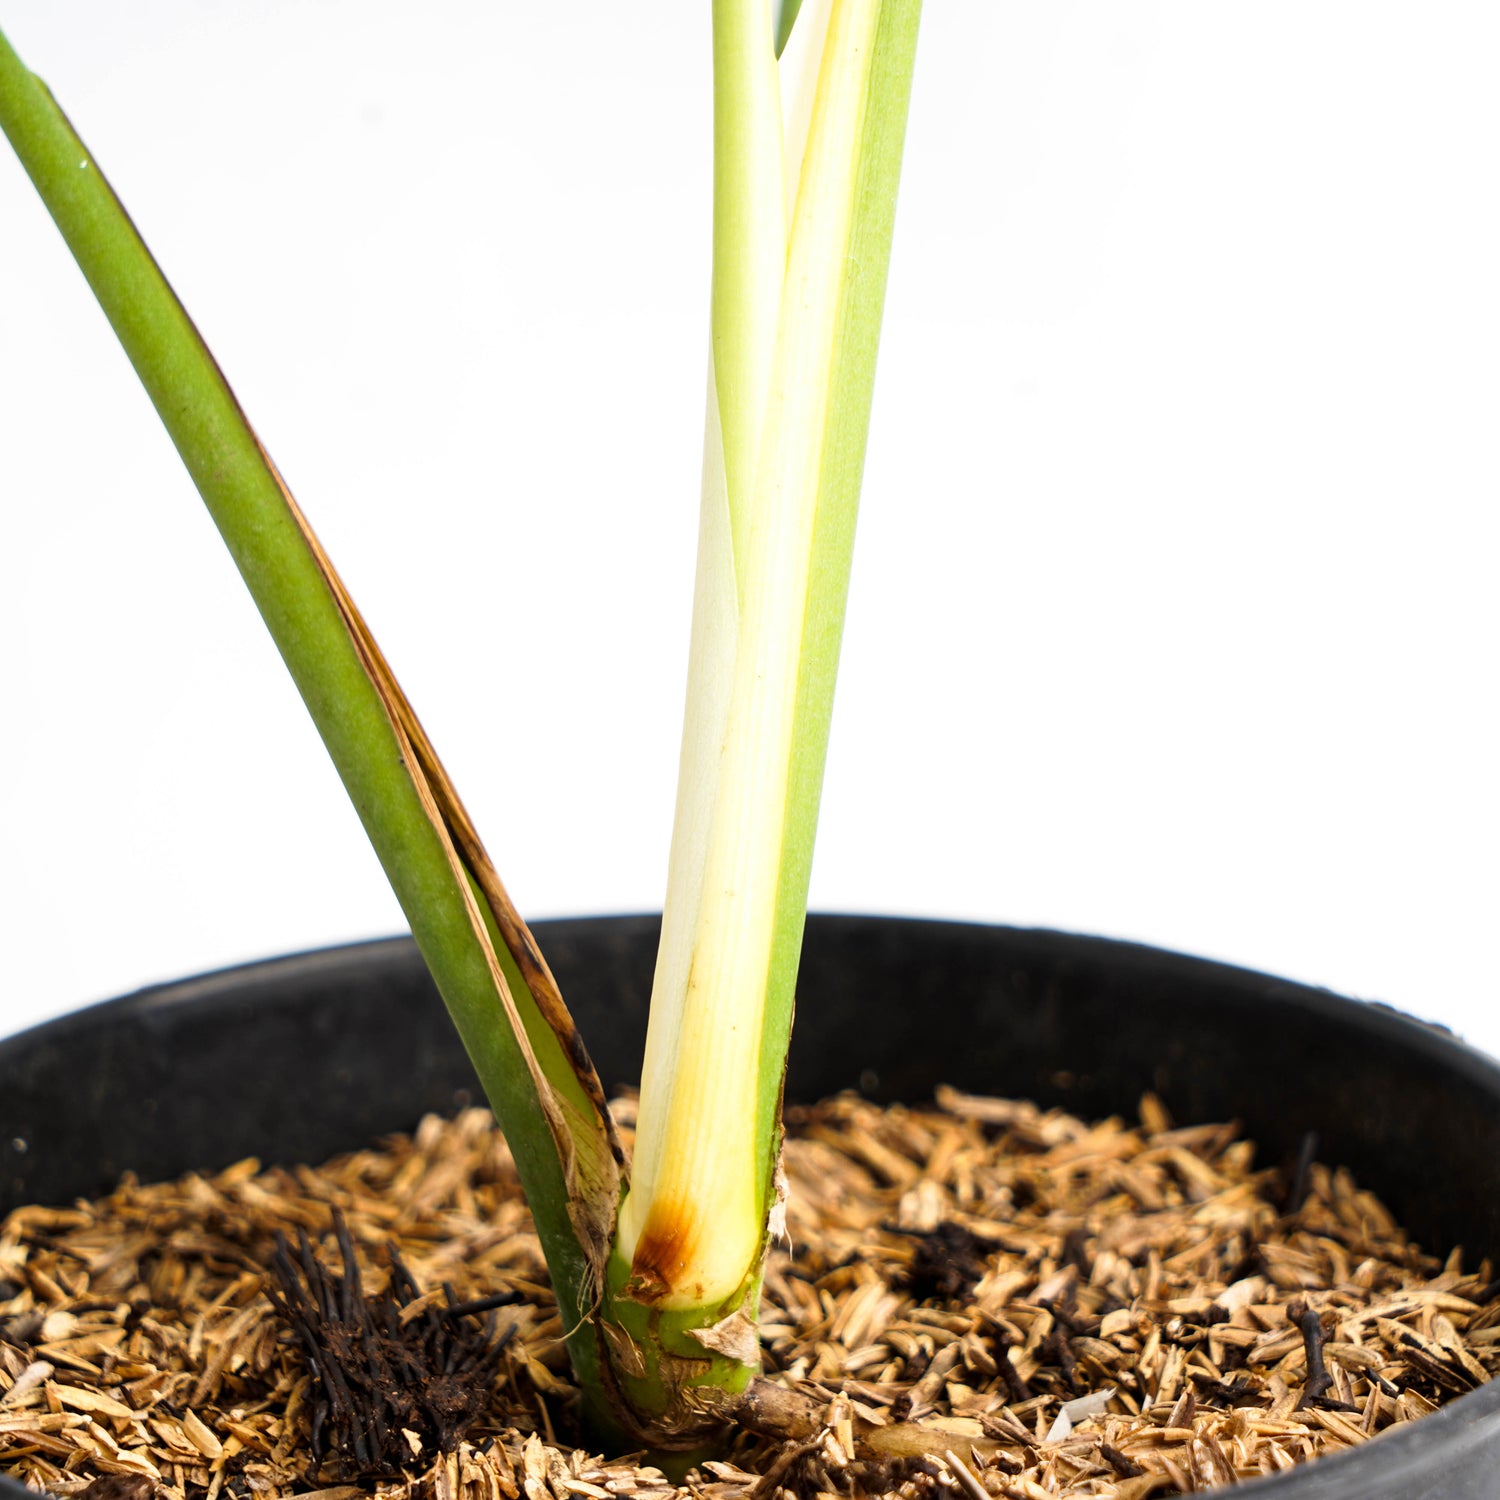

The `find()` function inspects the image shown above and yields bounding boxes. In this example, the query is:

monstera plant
[0,0,920,1455]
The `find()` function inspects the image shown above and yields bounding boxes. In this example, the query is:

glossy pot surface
[4,915,1499,1497]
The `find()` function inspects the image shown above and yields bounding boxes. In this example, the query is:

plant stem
[712,0,788,585]
[604,0,922,1439]
[0,25,624,1437]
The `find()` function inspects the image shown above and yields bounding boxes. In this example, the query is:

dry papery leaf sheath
[0,25,626,1428]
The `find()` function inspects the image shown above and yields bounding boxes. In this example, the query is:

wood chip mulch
[2,1086,1497,1500]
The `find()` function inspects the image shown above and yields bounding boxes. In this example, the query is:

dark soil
[266,1211,513,1479]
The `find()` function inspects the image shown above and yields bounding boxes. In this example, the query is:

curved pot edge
[9,914,1496,1094]
[3,914,1498,1499]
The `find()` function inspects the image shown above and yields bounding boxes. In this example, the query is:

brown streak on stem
[255,435,624,1173]
[628,1201,705,1304]
[24,79,626,1190]
[55,93,622,1190]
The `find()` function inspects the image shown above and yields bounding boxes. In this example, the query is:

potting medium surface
[1,1083,1495,1498]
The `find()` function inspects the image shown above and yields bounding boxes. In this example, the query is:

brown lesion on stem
[625,1200,707,1305]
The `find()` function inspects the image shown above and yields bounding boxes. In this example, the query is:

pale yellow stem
[619,0,882,1311]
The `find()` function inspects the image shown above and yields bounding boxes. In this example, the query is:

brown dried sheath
[259,436,626,1257]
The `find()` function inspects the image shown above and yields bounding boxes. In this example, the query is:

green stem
[711,0,788,589]
[758,0,923,1171]
[0,26,620,1429]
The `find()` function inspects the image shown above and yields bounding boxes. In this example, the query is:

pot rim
[2,914,1497,1498]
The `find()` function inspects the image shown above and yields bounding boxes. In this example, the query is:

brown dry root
[726,1382,1002,1498]
[265,1209,515,1481]
[735,1377,1002,1461]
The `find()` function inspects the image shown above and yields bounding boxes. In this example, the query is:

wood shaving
[2,1089,1494,1498]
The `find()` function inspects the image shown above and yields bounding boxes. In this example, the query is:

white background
[2,5,1497,1059]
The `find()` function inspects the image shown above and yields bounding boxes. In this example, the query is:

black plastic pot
[4,915,1499,1497]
